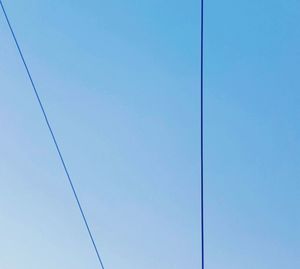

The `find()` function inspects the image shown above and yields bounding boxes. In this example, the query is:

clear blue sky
[0,0,298,268]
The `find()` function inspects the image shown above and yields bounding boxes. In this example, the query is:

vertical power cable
[200,0,205,268]
[0,1,105,268]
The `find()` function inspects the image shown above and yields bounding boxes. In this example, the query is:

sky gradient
[0,0,299,268]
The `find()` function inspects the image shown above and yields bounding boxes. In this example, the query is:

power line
[0,2,106,268]
[200,0,205,269]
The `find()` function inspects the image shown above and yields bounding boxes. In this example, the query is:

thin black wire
[200,0,205,268]
[0,2,105,268]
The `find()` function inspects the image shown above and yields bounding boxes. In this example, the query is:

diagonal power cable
[0,1,105,268]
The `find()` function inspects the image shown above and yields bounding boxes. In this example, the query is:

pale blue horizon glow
[0,1,299,268]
